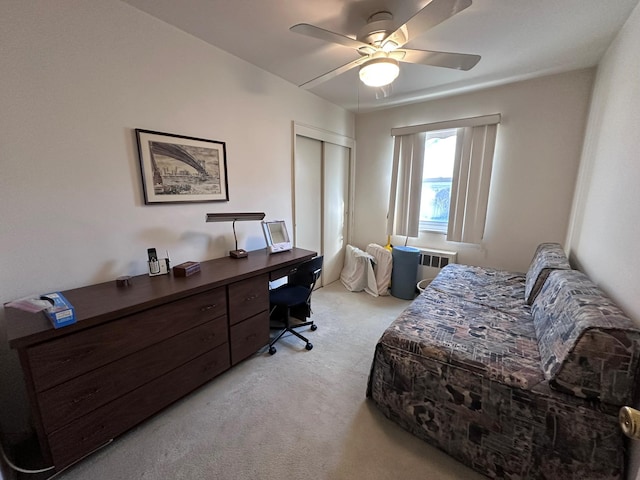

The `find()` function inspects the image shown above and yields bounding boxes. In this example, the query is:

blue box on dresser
[41,292,76,328]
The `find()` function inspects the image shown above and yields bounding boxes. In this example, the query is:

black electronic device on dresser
[4,247,315,472]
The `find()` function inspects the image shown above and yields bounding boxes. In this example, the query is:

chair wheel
[305,343,313,351]
[269,346,277,355]
[310,324,318,331]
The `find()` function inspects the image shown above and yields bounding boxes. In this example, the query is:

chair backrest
[289,255,323,290]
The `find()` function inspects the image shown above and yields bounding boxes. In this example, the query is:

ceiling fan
[290,0,481,90]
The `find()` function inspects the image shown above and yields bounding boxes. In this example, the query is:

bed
[367,243,640,479]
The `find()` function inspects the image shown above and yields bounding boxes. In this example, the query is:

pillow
[524,243,571,304]
[531,269,640,406]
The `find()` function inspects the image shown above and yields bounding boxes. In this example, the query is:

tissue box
[41,292,76,329]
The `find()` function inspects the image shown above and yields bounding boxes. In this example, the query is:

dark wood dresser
[5,247,316,471]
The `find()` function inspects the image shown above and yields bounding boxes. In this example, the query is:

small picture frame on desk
[135,129,229,204]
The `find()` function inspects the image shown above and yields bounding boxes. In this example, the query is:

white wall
[567,4,640,320]
[565,3,640,477]
[353,69,594,272]
[0,0,353,439]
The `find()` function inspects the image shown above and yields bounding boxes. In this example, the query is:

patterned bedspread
[382,264,542,389]
[430,263,530,314]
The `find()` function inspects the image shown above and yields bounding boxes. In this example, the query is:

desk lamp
[206,212,266,258]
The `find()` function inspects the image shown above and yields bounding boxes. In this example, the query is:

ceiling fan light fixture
[381,40,398,52]
[359,57,400,87]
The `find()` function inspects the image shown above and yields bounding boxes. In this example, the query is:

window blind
[387,114,500,244]
[447,124,498,243]
[386,132,426,237]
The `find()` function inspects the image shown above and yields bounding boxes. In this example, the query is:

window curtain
[386,132,426,237]
[446,124,498,243]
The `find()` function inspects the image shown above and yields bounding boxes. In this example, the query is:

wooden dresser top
[5,248,316,349]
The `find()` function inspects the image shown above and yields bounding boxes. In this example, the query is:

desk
[5,247,316,470]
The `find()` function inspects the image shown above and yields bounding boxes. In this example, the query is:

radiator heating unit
[417,247,458,284]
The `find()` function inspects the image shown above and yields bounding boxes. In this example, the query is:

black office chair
[268,255,323,355]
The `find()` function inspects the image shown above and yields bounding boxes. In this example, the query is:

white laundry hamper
[416,278,431,293]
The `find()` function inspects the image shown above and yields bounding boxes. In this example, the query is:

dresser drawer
[27,287,227,392]
[47,344,230,469]
[38,316,228,434]
[228,274,269,325]
[230,310,269,365]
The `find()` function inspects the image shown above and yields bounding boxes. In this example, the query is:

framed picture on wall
[135,129,229,204]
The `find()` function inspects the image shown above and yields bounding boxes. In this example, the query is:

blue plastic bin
[391,246,420,300]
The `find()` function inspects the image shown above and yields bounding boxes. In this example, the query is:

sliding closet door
[322,142,350,284]
[294,135,322,255]
[294,125,353,287]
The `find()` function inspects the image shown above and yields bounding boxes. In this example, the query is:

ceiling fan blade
[290,23,371,52]
[299,57,368,89]
[400,48,480,71]
[384,0,472,49]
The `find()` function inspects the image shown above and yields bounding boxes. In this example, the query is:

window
[419,128,457,233]
[388,114,500,244]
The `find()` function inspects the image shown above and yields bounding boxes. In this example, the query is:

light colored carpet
[54,281,486,480]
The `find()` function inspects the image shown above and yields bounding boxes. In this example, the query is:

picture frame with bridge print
[135,129,229,204]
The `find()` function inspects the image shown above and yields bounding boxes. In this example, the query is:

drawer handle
[244,294,258,302]
[202,333,217,342]
[71,388,99,404]
[61,347,94,365]
[200,304,217,312]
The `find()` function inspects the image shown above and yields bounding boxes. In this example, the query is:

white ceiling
[121,0,639,113]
